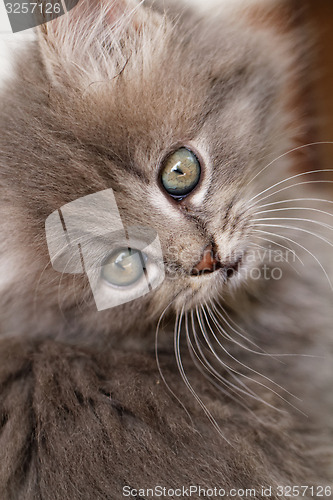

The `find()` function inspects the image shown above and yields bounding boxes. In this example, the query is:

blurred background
[305,0,333,175]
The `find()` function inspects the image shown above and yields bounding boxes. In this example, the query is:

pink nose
[192,244,219,275]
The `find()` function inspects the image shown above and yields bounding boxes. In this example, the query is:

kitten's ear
[37,0,150,85]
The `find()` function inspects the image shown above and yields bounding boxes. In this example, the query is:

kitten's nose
[191,244,219,275]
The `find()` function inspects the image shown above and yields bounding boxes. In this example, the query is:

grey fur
[0,0,332,498]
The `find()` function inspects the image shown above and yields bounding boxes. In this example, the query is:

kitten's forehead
[57,15,276,175]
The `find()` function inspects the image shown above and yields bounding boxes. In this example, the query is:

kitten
[0,0,332,499]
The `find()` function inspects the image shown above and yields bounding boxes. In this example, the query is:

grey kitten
[0,0,332,499]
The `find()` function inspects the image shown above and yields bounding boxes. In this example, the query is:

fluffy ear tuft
[37,0,148,85]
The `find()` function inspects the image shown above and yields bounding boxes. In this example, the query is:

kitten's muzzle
[191,244,242,278]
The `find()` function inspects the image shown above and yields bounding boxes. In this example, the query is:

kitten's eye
[161,148,201,198]
[101,248,146,287]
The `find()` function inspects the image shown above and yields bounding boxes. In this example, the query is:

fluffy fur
[0,0,332,498]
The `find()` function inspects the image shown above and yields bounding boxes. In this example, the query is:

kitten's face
[1,0,299,338]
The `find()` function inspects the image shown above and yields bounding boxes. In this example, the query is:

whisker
[186,314,249,405]
[206,300,278,358]
[175,307,232,444]
[253,222,333,252]
[245,140,333,193]
[247,242,302,275]
[155,293,193,423]
[250,168,333,205]
[251,234,302,264]
[187,313,268,425]
[254,207,333,220]
[253,217,333,232]
[215,295,320,360]
[209,299,285,359]
[198,307,308,415]
[251,236,303,277]
[253,228,333,291]
[256,198,333,210]
[250,180,333,208]
[197,306,297,414]
[192,310,277,410]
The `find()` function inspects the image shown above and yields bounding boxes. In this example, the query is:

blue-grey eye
[161,148,201,198]
[101,248,146,287]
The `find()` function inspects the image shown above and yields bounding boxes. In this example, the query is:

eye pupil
[172,167,183,175]
[160,148,201,198]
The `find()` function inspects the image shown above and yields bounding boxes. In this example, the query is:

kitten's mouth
[191,245,243,279]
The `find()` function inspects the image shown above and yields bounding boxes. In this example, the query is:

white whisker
[187,313,268,425]
[155,293,193,423]
[206,300,277,358]
[246,140,333,190]
[256,198,333,210]
[253,222,333,251]
[193,309,277,409]
[210,299,284,359]
[253,217,333,232]
[250,180,333,208]
[197,307,299,414]
[174,307,231,443]
[254,207,333,220]
[253,228,333,291]
[247,242,302,275]
[199,306,305,412]
[186,314,250,405]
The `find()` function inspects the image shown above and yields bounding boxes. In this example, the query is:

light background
[0,1,34,83]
